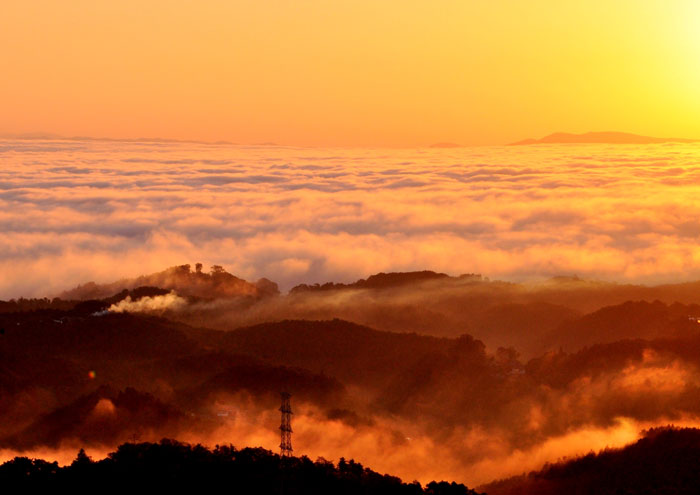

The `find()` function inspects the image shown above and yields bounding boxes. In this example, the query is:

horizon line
[3,130,700,149]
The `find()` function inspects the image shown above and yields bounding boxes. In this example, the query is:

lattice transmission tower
[279,392,293,457]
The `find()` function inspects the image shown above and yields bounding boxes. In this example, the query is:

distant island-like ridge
[510,131,699,145]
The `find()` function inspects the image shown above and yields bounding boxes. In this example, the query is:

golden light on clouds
[1,1,699,146]
[6,4,700,490]
[3,138,700,299]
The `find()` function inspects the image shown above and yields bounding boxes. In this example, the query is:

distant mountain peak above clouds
[510,131,699,146]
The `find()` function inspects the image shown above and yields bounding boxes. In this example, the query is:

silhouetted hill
[0,312,366,449]
[481,427,700,495]
[273,274,700,357]
[1,286,194,315]
[0,297,77,313]
[11,278,700,485]
[24,266,700,358]
[290,271,470,293]
[3,387,187,450]
[0,439,483,494]
[0,311,198,361]
[180,362,347,410]
[0,310,204,420]
[9,302,700,456]
[206,319,454,388]
[374,334,499,422]
[510,131,699,145]
[469,302,579,355]
[544,300,700,351]
[59,264,279,300]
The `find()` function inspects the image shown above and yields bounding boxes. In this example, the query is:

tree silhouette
[0,440,481,494]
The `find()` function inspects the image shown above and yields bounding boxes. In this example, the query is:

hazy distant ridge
[510,131,699,145]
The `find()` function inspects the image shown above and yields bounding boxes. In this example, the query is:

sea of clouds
[2,138,700,299]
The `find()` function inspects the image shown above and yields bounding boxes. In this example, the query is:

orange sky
[1,1,699,146]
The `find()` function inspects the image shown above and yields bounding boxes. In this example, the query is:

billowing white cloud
[107,292,187,313]
[3,138,700,298]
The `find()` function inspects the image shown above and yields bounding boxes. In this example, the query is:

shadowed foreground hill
[481,427,700,495]
[0,439,483,495]
[9,279,700,484]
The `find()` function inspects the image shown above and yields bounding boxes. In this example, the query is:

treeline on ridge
[0,439,483,495]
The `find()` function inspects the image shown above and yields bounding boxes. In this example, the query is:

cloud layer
[3,138,700,298]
